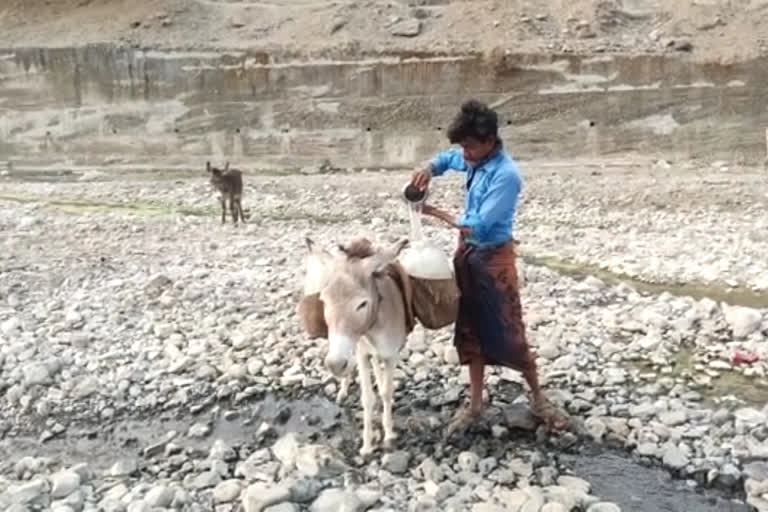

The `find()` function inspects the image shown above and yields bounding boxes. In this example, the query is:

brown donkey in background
[206,161,246,225]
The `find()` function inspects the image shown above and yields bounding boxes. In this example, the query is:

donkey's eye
[356,300,368,311]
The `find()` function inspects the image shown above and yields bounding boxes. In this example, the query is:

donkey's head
[206,161,232,179]
[305,236,408,377]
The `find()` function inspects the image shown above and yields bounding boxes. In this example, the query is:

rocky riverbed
[0,159,766,511]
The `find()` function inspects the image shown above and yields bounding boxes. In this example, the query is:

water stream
[560,450,752,512]
[406,200,425,243]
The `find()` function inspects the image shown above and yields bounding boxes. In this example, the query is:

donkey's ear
[390,237,409,257]
[305,238,335,270]
[224,161,230,172]
[377,237,409,261]
[206,161,211,173]
[365,238,408,277]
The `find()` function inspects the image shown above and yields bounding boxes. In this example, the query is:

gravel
[0,161,764,511]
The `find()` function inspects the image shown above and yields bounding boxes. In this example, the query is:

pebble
[243,483,292,512]
[266,504,300,512]
[214,479,243,503]
[541,503,568,512]
[144,485,175,508]
[50,470,81,498]
[310,488,364,512]
[725,306,763,338]
[109,459,138,477]
[587,504,621,512]
[382,451,411,475]
[662,445,690,470]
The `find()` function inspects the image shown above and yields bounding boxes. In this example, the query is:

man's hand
[420,204,442,218]
[410,165,432,191]
[421,204,473,236]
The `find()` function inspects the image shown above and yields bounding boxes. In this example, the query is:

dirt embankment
[1,0,767,62]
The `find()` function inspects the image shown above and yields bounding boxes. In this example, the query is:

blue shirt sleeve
[458,168,521,239]
[429,148,465,177]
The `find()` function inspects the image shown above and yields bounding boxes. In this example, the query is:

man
[410,99,569,436]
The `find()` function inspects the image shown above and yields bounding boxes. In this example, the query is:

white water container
[398,194,459,330]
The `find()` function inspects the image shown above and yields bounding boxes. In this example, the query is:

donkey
[206,161,245,225]
[302,236,414,456]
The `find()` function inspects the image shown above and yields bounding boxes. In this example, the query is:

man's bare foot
[529,392,570,432]
[444,405,486,440]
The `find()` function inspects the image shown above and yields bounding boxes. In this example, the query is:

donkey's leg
[229,194,238,226]
[219,195,227,224]
[370,353,397,448]
[336,375,351,404]
[356,348,377,456]
[370,354,384,390]
[369,354,388,443]
[236,196,246,224]
[379,357,398,449]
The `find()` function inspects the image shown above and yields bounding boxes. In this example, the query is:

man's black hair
[446,99,499,144]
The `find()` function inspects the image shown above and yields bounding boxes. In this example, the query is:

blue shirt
[429,146,522,248]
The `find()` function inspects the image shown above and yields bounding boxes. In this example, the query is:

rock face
[0,164,764,512]
[4,10,768,173]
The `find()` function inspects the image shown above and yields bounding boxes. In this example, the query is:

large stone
[557,475,591,494]
[390,19,421,37]
[505,404,538,431]
[7,479,48,505]
[382,451,410,475]
[272,434,300,469]
[541,503,568,512]
[472,504,507,512]
[587,503,621,512]
[243,483,292,512]
[265,504,300,512]
[214,479,243,503]
[50,471,81,499]
[295,445,348,478]
[309,489,364,512]
[725,306,762,338]
[144,485,175,508]
[662,445,689,470]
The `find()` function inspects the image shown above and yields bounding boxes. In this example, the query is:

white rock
[537,341,561,360]
[662,445,689,470]
[8,478,48,504]
[50,470,81,499]
[144,485,175,508]
[22,363,50,386]
[472,503,507,512]
[242,483,292,512]
[1,316,21,335]
[457,451,480,472]
[735,407,767,427]
[272,433,300,468]
[587,503,622,512]
[557,475,591,494]
[443,345,460,364]
[382,451,410,475]
[587,501,621,512]
[309,488,364,512]
[725,306,763,338]
[541,503,568,512]
[214,479,243,503]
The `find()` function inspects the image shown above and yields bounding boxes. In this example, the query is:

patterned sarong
[452,238,535,372]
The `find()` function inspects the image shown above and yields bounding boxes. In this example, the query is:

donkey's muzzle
[325,356,350,377]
